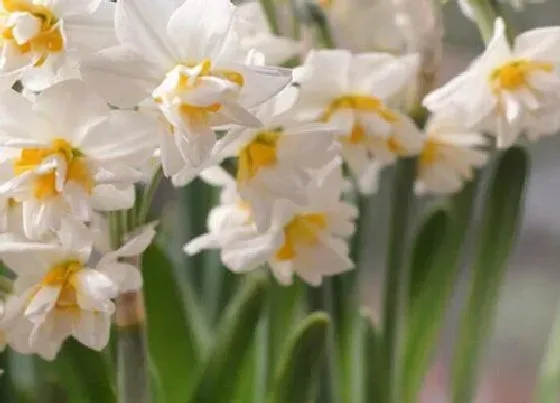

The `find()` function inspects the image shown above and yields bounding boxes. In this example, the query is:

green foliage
[187,274,269,403]
[451,147,530,403]
[143,245,208,403]
[267,313,330,403]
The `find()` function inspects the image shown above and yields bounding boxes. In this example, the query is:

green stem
[114,170,163,403]
[260,0,280,35]
[468,0,514,44]
[382,158,416,403]
[116,260,150,403]
[109,212,120,250]
[137,167,163,226]
[119,210,129,239]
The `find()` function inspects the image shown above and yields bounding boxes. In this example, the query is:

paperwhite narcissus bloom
[0,0,116,91]
[235,2,301,65]
[185,160,357,286]
[83,0,291,179]
[0,80,157,239]
[291,50,422,194]
[0,220,154,359]
[175,88,339,231]
[415,110,489,195]
[424,19,560,148]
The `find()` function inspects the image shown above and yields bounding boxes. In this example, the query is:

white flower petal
[90,184,135,211]
[72,310,111,351]
[115,0,181,66]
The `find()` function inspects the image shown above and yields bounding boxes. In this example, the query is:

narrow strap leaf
[187,274,269,403]
[267,312,330,403]
[51,340,116,403]
[142,245,208,403]
[451,147,530,403]
[363,313,386,403]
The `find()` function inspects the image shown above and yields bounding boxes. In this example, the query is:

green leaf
[401,177,481,403]
[452,147,530,403]
[363,313,386,403]
[402,208,451,403]
[534,298,560,403]
[267,282,305,387]
[407,208,450,306]
[382,158,417,403]
[187,274,269,403]
[143,245,208,403]
[267,313,330,403]
[50,340,115,403]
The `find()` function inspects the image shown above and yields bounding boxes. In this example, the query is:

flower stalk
[113,171,163,403]
[115,283,150,403]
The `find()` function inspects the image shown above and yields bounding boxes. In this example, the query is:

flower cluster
[0,0,557,361]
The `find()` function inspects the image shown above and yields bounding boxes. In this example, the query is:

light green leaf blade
[402,208,451,403]
[187,274,269,403]
[143,245,208,403]
[267,312,330,403]
[49,340,115,403]
[363,313,385,403]
[451,147,529,403]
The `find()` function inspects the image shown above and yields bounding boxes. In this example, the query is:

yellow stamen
[161,59,245,127]
[349,123,366,144]
[387,136,404,155]
[1,0,63,57]
[490,59,554,92]
[275,214,327,261]
[418,138,441,170]
[237,131,281,184]
[13,138,92,200]
[179,103,222,126]
[321,95,399,125]
[40,260,82,311]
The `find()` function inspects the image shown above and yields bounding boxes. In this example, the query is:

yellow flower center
[1,0,64,65]
[39,260,82,311]
[490,59,554,92]
[13,138,93,200]
[348,123,366,144]
[322,95,399,125]
[418,138,441,171]
[155,59,245,128]
[275,213,327,261]
[237,130,281,184]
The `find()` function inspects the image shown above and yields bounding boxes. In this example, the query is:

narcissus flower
[0,0,116,91]
[175,89,339,231]
[185,160,357,286]
[235,2,301,65]
[0,80,157,239]
[424,18,560,148]
[0,220,154,359]
[415,110,489,195]
[291,49,422,193]
[83,0,291,178]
